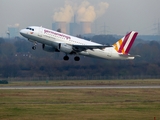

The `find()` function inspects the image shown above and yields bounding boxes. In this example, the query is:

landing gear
[32,46,36,50]
[32,42,37,50]
[63,55,80,61]
[74,56,80,61]
[63,55,69,61]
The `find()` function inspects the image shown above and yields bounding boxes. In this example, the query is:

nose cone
[20,29,26,37]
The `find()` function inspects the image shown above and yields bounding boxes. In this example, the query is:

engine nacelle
[42,44,57,52]
[58,43,73,54]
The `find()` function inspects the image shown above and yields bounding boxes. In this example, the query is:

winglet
[113,31,138,54]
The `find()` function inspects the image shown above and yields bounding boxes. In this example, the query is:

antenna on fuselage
[57,28,61,33]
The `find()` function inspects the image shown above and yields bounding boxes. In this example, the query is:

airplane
[20,26,139,61]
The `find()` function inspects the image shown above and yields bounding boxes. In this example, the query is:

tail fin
[113,31,138,54]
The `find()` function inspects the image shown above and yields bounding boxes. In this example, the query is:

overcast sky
[0,0,160,36]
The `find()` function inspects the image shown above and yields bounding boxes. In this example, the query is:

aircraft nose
[20,29,26,36]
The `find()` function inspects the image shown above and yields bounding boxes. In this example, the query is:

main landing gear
[74,56,80,61]
[63,55,80,61]
[63,55,69,61]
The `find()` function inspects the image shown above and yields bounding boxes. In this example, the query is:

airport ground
[0,79,160,120]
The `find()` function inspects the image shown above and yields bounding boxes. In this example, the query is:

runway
[0,86,160,89]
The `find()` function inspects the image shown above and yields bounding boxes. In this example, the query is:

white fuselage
[20,26,135,60]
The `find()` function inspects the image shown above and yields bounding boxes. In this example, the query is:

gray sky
[0,0,160,36]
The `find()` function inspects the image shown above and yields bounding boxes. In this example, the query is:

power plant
[52,21,92,35]
[52,22,68,34]
[52,1,109,36]
[69,22,80,36]
[80,22,92,34]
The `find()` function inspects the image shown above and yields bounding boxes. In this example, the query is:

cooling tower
[52,22,67,33]
[80,22,91,34]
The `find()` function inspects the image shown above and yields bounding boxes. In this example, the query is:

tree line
[0,36,160,79]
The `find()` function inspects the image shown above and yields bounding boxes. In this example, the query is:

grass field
[0,80,160,120]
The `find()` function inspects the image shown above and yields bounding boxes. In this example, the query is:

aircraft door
[38,27,43,37]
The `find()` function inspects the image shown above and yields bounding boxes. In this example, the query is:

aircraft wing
[72,44,112,52]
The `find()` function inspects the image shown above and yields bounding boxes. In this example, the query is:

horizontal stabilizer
[119,54,141,57]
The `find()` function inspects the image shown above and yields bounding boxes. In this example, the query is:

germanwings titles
[20,26,139,61]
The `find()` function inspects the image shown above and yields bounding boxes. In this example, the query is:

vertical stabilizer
[113,31,138,54]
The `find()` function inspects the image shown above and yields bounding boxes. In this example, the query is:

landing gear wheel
[32,46,36,50]
[63,55,69,61]
[74,56,80,61]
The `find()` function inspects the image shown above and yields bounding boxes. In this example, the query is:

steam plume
[53,4,74,22]
[53,1,109,22]
[96,2,109,18]
[77,1,96,22]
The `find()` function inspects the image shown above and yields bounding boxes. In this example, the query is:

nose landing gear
[32,42,37,50]
[32,46,36,50]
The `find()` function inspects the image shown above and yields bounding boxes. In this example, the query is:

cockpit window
[26,27,34,31]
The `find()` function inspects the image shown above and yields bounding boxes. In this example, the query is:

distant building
[80,22,92,34]
[69,22,80,36]
[70,22,92,35]
[7,26,19,38]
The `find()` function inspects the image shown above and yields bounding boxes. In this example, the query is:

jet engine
[58,43,73,54]
[42,44,57,52]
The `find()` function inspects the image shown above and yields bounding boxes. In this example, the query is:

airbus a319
[20,26,139,61]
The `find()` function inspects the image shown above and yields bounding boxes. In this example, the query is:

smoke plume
[76,1,96,22]
[53,4,74,22]
[53,1,109,22]
[96,2,109,18]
